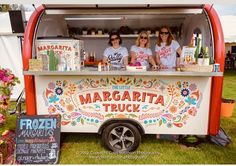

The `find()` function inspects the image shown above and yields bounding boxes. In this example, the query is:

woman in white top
[103,31,128,68]
[155,26,182,69]
[130,31,157,69]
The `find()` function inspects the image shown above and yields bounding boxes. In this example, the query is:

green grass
[1,71,236,164]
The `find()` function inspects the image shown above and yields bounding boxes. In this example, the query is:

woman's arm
[155,52,161,65]
[155,52,167,69]
[123,56,128,67]
[130,51,136,64]
[176,47,182,57]
[176,47,182,68]
[103,56,108,64]
[148,56,157,69]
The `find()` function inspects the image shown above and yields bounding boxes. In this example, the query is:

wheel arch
[98,118,145,135]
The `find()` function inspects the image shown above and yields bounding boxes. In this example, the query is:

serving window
[33,6,213,70]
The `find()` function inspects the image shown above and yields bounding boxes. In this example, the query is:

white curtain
[0,36,24,100]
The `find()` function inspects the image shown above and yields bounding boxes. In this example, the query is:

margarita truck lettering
[78,90,164,112]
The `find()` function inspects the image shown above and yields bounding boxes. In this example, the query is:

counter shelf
[75,34,158,38]
[23,69,223,77]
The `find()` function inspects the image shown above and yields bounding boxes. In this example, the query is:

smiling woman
[155,26,182,69]
[130,31,157,69]
[103,31,129,68]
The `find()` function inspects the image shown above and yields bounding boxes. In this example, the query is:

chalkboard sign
[15,115,61,164]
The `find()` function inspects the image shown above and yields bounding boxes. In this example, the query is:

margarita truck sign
[34,75,210,135]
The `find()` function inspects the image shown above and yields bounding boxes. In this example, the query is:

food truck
[23,4,225,153]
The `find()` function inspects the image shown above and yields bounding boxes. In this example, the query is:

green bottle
[194,37,201,61]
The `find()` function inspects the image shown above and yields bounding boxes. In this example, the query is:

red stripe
[23,5,225,134]
[23,5,45,115]
[204,4,225,135]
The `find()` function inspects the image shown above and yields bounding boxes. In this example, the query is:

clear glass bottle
[197,47,204,66]
[60,55,67,71]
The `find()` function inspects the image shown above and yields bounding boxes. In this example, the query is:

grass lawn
[1,71,236,164]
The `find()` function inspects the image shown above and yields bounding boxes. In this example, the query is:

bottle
[92,52,95,62]
[93,51,96,62]
[80,49,85,70]
[198,47,204,58]
[89,52,95,62]
[107,62,110,71]
[204,47,209,58]
[203,47,210,65]
[197,47,204,66]
[194,37,201,60]
[98,62,102,71]
[60,55,67,71]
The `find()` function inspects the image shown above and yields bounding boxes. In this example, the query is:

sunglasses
[110,37,119,41]
[140,36,148,40]
[160,32,169,35]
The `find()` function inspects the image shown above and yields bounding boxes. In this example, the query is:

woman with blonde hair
[130,31,157,69]
[155,26,182,69]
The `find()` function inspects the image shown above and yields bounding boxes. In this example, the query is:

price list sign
[15,115,61,164]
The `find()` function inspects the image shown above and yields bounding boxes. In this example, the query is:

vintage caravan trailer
[23,4,224,153]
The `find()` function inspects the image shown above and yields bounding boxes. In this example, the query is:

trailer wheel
[102,122,141,153]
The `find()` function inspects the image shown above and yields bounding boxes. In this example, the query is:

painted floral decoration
[43,77,202,129]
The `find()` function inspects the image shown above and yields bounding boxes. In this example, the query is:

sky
[214,4,236,16]
[214,4,236,42]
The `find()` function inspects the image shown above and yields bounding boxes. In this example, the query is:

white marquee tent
[0,35,24,100]
[0,10,24,100]
[220,15,236,43]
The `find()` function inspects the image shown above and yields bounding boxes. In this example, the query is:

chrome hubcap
[108,126,135,151]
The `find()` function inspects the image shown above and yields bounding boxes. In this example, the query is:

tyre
[102,122,141,153]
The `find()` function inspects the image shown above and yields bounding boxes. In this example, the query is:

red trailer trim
[204,5,225,135]
[23,5,45,115]
[23,5,225,134]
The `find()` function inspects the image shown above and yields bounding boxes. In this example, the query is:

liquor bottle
[60,55,67,71]
[98,62,102,71]
[203,47,210,65]
[89,52,95,62]
[89,52,92,62]
[197,47,204,66]
[93,51,96,62]
[204,47,209,58]
[194,37,201,60]
[198,47,204,58]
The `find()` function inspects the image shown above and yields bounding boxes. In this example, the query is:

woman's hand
[130,51,137,64]
[152,65,159,70]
